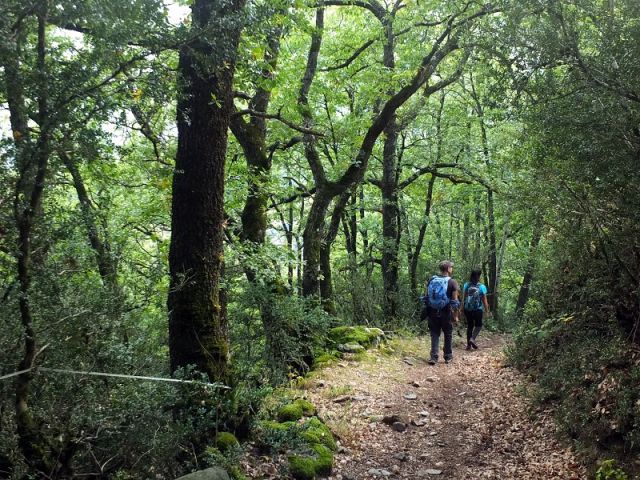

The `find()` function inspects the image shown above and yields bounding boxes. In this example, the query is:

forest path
[304,333,587,480]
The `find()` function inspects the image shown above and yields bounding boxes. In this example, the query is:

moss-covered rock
[311,444,333,476]
[300,417,337,451]
[277,399,317,422]
[337,343,365,353]
[294,398,317,417]
[214,432,239,452]
[288,444,334,479]
[288,454,316,480]
[277,402,304,422]
[328,326,385,348]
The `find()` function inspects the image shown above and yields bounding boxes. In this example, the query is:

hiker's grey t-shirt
[445,277,459,298]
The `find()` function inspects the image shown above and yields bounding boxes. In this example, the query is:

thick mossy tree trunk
[168,0,245,382]
[380,15,400,324]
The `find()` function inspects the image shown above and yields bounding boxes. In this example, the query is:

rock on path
[304,334,587,479]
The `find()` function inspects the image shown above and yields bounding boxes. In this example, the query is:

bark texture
[168,0,246,382]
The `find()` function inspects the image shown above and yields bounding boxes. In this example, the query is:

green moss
[301,417,336,451]
[288,455,316,480]
[214,432,239,452]
[328,326,384,347]
[277,402,304,422]
[288,444,334,479]
[313,352,340,367]
[276,399,316,422]
[294,399,317,417]
[311,444,333,476]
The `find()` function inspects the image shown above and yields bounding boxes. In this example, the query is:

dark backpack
[464,283,483,311]
[427,276,450,310]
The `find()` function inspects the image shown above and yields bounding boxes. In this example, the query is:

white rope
[0,368,33,381]
[0,366,229,389]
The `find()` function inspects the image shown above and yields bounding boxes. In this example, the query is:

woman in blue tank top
[461,269,490,350]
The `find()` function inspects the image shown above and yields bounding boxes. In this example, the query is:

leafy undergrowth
[241,333,589,479]
[508,317,640,478]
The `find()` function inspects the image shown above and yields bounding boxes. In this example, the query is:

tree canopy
[1,0,639,477]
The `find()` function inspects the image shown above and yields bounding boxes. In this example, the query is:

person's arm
[482,285,491,314]
[451,287,460,321]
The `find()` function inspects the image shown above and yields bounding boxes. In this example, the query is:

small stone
[403,392,418,400]
[392,421,407,432]
[412,419,428,427]
[380,470,392,476]
[429,431,438,436]
[419,453,429,460]
[338,343,366,353]
[403,357,416,365]
[418,411,430,417]
[333,395,352,403]
[425,376,438,383]
[435,462,444,467]
[368,468,381,476]
[393,452,408,461]
[411,381,421,387]
[421,469,443,475]
[353,395,367,401]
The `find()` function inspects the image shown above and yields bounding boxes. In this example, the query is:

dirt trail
[304,334,587,480]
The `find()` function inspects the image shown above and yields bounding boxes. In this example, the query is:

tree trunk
[7,9,54,474]
[302,190,332,298]
[515,219,543,317]
[410,175,436,298]
[380,17,400,324]
[319,191,351,314]
[60,151,118,289]
[381,116,400,322]
[168,0,245,382]
[486,188,498,313]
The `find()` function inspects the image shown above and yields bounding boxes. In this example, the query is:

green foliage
[596,460,629,480]
[508,318,640,476]
[202,447,247,480]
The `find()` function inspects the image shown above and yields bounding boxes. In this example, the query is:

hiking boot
[428,359,437,365]
[445,358,452,364]
[470,339,478,350]
[465,343,472,351]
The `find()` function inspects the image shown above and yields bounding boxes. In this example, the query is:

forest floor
[265,333,589,479]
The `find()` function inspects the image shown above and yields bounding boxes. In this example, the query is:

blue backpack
[427,276,450,310]
[464,283,483,311]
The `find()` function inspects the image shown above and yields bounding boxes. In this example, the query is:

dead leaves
[242,335,588,479]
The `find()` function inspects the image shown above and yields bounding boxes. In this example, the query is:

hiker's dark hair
[469,269,482,284]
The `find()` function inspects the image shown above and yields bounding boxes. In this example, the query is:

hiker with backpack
[423,260,461,365]
[461,269,491,350]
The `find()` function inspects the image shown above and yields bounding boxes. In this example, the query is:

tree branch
[233,109,325,136]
